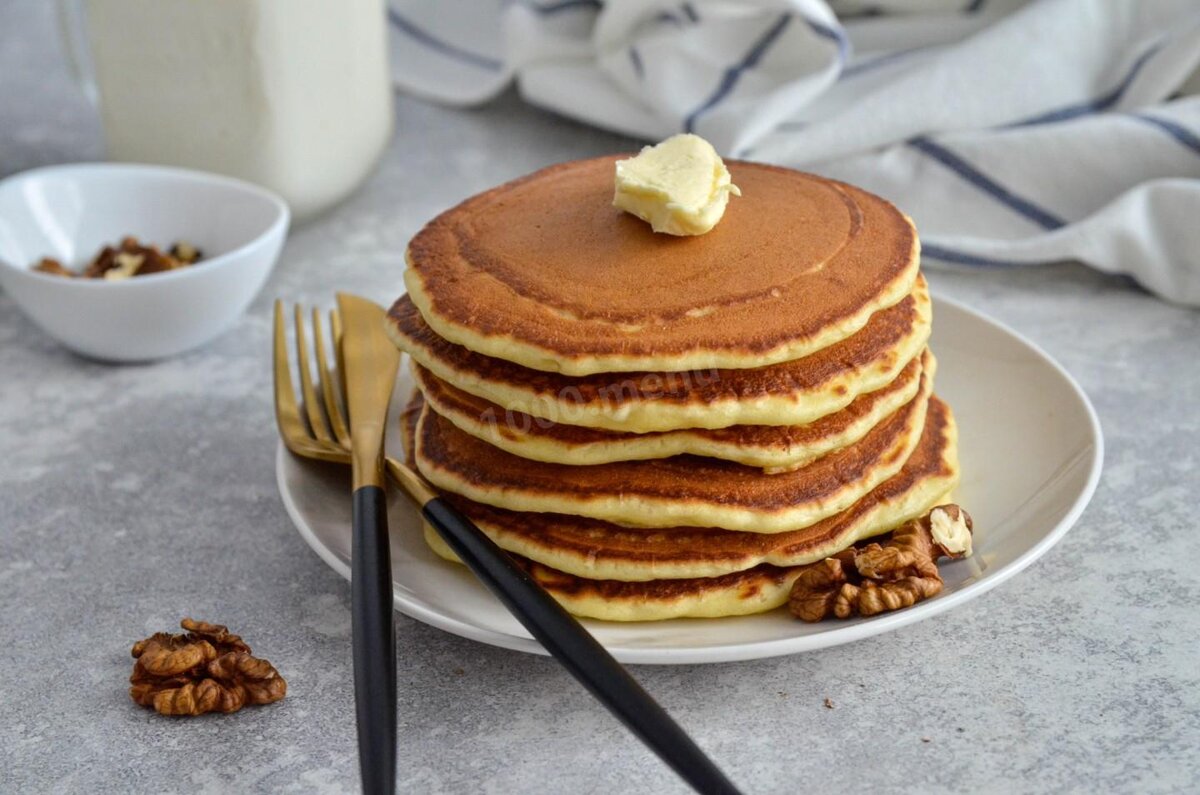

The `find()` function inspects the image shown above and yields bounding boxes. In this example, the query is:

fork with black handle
[276,295,742,794]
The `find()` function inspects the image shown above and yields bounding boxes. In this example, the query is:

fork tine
[294,305,335,443]
[331,308,348,407]
[273,301,312,454]
[313,307,352,448]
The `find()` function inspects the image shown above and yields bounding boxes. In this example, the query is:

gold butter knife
[337,292,400,795]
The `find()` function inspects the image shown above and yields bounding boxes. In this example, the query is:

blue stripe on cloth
[520,0,601,14]
[838,7,884,19]
[681,3,699,23]
[921,243,1038,268]
[803,17,850,61]
[1129,113,1200,156]
[388,9,503,71]
[684,14,793,134]
[909,137,1068,230]
[629,46,644,80]
[965,0,987,12]
[841,45,929,79]
[1011,42,1161,127]
[925,243,1151,294]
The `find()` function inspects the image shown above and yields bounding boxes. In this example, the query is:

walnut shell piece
[129,619,286,717]
[789,504,974,622]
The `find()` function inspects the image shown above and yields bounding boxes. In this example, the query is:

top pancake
[402,156,920,375]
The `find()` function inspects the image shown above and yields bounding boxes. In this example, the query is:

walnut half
[789,505,974,622]
[129,619,286,717]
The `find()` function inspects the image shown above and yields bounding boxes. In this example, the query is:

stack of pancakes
[387,156,959,622]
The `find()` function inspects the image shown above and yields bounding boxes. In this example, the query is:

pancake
[414,349,934,473]
[417,396,958,583]
[412,364,933,533]
[402,156,919,375]
[388,276,931,434]
[425,533,807,621]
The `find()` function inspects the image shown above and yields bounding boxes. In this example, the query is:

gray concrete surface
[1,3,1197,792]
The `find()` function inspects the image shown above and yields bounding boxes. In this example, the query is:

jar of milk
[58,0,394,222]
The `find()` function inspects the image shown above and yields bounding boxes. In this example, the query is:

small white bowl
[0,163,289,361]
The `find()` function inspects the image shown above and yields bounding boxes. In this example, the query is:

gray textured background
[2,3,1198,793]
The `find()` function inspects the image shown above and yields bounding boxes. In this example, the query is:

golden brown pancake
[388,276,931,433]
[402,157,919,375]
[412,364,933,533]
[423,538,807,620]
[416,396,958,582]
[414,349,933,472]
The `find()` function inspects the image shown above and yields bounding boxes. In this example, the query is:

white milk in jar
[76,0,393,221]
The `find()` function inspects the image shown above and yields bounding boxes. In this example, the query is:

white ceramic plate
[277,295,1102,665]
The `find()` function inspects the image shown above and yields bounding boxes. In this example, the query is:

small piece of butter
[930,506,973,558]
[613,133,741,236]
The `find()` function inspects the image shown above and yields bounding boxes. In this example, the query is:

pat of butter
[613,134,741,236]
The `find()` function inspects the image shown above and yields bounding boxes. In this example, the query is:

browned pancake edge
[402,157,918,372]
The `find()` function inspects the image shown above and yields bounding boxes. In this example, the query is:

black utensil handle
[422,497,741,795]
[352,485,397,795]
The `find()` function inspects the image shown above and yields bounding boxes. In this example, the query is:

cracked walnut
[789,505,974,622]
[129,619,286,717]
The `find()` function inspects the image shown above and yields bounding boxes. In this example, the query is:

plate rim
[276,292,1104,665]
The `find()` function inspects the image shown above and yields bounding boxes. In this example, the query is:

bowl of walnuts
[0,162,289,361]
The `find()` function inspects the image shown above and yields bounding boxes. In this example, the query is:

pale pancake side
[424,527,806,621]
[415,349,933,472]
[403,157,919,375]
[388,276,931,433]
[413,366,932,534]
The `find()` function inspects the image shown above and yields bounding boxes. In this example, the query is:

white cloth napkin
[388,0,1200,305]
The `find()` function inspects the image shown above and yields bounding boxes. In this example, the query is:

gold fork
[275,296,401,794]
[272,298,742,795]
[272,301,433,500]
